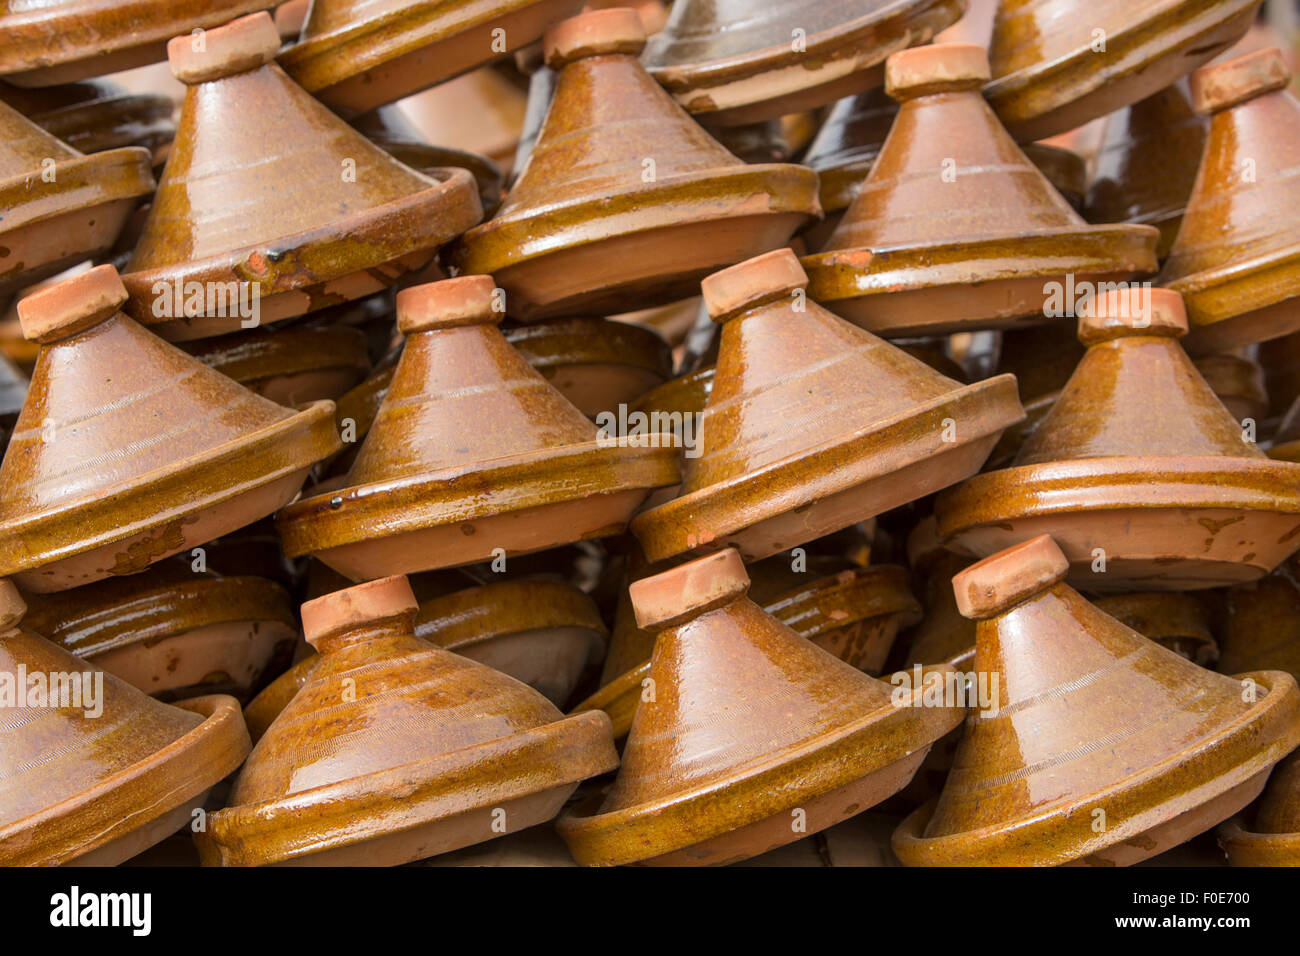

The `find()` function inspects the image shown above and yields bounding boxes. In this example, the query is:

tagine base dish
[1217,818,1300,866]
[1175,254,1300,354]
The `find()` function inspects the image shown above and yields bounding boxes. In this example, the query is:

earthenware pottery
[1262,329,1300,419]
[122,13,483,340]
[0,354,25,450]
[705,119,792,164]
[631,365,714,424]
[640,0,965,126]
[901,516,976,669]
[1160,49,1300,354]
[0,79,175,167]
[558,548,963,865]
[1271,399,1300,463]
[452,9,822,321]
[0,0,274,87]
[503,318,673,419]
[742,813,904,867]
[185,323,372,406]
[1092,592,1218,666]
[984,0,1257,141]
[397,67,527,170]
[892,535,1300,866]
[0,265,340,592]
[413,823,580,866]
[1218,556,1300,684]
[276,276,680,580]
[936,287,1300,591]
[274,0,309,39]
[279,0,583,115]
[801,44,1159,337]
[507,43,554,184]
[0,100,154,299]
[202,516,300,589]
[197,575,618,866]
[630,249,1024,564]
[1193,350,1268,425]
[0,578,251,865]
[1218,749,1300,865]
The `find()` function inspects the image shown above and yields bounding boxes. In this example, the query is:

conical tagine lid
[0,265,341,593]
[983,0,1257,141]
[631,248,1024,564]
[198,575,618,866]
[892,535,1300,866]
[557,548,963,866]
[279,0,584,115]
[452,8,821,321]
[0,99,154,298]
[1159,49,1300,354]
[0,579,251,865]
[802,43,1159,338]
[640,0,965,125]
[122,13,482,341]
[0,78,176,165]
[276,275,680,581]
[936,287,1300,591]
[1218,749,1300,866]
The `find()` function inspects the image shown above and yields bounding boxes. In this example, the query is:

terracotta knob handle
[168,11,280,84]
[396,275,503,334]
[1191,48,1290,114]
[885,43,990,101]
[17,264,129,344]
[300,575,419,649]
[630,548,750,631]
[1077,287,1187,346]
[0,579,25,632]
[544,8,647,70]
[274,0,310,40]
[952,535,1068,620]
[702,248,809,323]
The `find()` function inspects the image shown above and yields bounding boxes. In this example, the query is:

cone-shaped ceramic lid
[276,275,680,581]
[0,99,155,298]
[892,535,1300,866]
[802,88,898,215]
[640,0,965,125]
[452,8,821,321]
[0,265,341,593]
[631,248,1024,563]
[1218,748,1300,865]
[937,287,1300,590]
[801,43,1159,338]
[279,0,584,115]
[1092,591,1218,666]
[121,13,482,340]
[199,575,617,866]
[1159,49,1300,354]
[984,0,1257,141]
[0,579,250,865]
[0,78,176,164]
[557,548,963,866]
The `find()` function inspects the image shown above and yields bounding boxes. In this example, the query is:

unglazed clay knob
[17,264,130,344]
[951,534,1068,619]
[168,11,281,84]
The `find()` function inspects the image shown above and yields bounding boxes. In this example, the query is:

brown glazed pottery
[276,275,680,580]
[1085,80,1207,258]
[278,0,584,115]
[1160,49,1300,354]
[936,287,1300,591]
[984,0,1257,141]
[122,13,483,340]
[557,548,963,865]
[452,9,822,321]
[396,67,527,171]
[892,535,1300,867]
[0,100,154,299]
[639,0,965,126]
[197,575,618,866]
[1092,592,1219,666]
[0,579,251,866]
[983,318,1084,469]
[1218,555,1300,684]
[801,44,1159,338]
[0,0,274,87]
[1193,350,1268,425]
[630,249,1024,564]
[901,516,976,669]
[630,364,714,423]
[21,559,298,702]
[0,265,340,592]
[1218,749,1300,866]
[0,79,175,166]
[0,353,25,450]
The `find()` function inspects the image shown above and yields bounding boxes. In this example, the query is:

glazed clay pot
[557,548,963,866]
[452,9,822,321]
[936,287,1300,591]
[198,575,618,866]
[279,0,584,115]
[1218,750,1300,866]
[1218,555,1300,684]
[1092,592,1219,667]
[892,535,1300,867]
[900,516,976,669]
[396,67,528,171]
[640,0,965,126]
[1192,350,1268,426]
[0,265,340,592]
[0,100,154,299]
[0,0,273,87]
[185,323,372,406]
[1160,49,1300,354]
[0,354,26,451]
[0,579,251,866]
[630,248,1024,564]
[0,79,175,167]
[984,0,1257,141]
[276,276,680,580]
[801,44,1159,338]
[122,13,482,340]
[983,319,1085,469]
